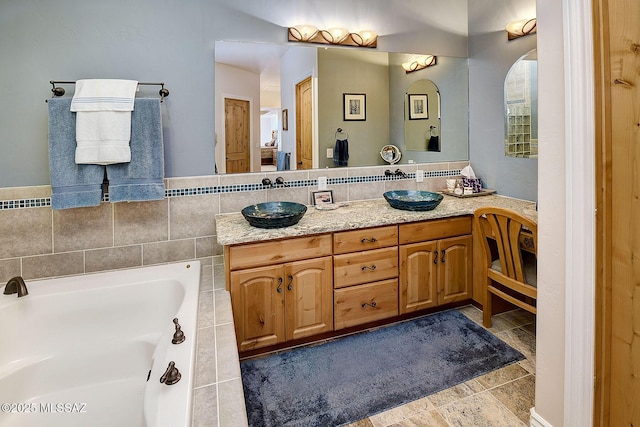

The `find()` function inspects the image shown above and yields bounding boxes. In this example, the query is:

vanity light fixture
[402,55,437,73]
[288,26,378,48]
[506,18,537,41]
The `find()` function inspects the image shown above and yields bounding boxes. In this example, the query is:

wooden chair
[474,206,537,327]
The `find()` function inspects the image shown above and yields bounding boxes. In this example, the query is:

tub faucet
[3,276,28,297]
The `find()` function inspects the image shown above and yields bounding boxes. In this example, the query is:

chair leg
[483,289,493,328]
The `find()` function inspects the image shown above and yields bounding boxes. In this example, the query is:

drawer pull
[276,277,283,293]
[361,301,377,309]
[441,250,446,263]
[361,264,377,271]
[433,256,438,265]
[287,275,294,291]
[361,237,378,244]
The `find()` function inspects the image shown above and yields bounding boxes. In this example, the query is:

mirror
[215,41,470,174]
[404,79,441,152]
[381,145,402,164]
[504,49,537,158]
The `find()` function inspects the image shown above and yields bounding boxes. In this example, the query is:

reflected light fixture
[288,26,378,48]
[402,55,437,73]
[506,18,537,40]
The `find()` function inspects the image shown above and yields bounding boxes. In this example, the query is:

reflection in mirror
[504,49,537,158]
[404,80,441,151]
[214,41,469,174]
[380,144,402,164]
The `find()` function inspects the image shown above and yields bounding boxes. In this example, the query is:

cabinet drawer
[333,247,398,288]
[333,225,398,255]
[334,279,399,329]
[229,234,332,270]
[399,217,472,244]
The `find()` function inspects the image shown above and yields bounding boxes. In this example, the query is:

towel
[427,135,440,151]
[276,151,290,171]
[71,79,138,165]
[333,139,349,167]
[47,98,105,210]
[106,98,165,202]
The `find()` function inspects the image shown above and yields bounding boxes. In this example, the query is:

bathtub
[0,261,200,427]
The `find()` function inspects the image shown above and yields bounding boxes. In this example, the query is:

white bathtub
[0,261,200,427]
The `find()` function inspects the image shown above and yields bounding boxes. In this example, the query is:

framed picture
[311,190,334,205]
[343,93,366,121]
[408,94,429,120]
[282,109,288,131]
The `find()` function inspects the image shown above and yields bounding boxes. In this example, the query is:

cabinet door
[284,257,333,341]
[230,265,285,352]
[437,235,473,305]
[399,241,438,313]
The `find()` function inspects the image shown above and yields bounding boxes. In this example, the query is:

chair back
[474,207,537,284]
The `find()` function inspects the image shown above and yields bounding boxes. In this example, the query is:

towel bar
[49,80,169,102]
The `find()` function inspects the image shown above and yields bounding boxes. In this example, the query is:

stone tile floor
[345,306,536,427]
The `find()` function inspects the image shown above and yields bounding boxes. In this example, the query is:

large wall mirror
[504,49,537,158]
[215,41,469,174]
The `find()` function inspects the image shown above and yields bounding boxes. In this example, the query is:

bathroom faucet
[394,169,408,178]
[275,176,290,187]
[261,178,274,188]
[3,276,28,297]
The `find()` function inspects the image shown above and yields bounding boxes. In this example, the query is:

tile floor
[345,306,537,427]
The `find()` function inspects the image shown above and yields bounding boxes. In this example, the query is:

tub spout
[4,276,28,297]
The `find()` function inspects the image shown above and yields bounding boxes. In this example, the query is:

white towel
[71,79,138,165]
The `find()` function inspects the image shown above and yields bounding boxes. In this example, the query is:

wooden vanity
[216,196,536,355]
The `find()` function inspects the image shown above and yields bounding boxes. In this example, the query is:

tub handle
[172,318,185,344]
[160,361,181,385]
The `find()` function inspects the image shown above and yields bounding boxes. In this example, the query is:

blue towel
[48,98,104,210]
[106,98,165,202]
[276,151,290,171]
[333,139,349,167]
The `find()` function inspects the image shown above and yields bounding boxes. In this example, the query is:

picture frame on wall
[343,93,366,121]
[408,94,429,120]
[311,190,334,205]
[282,109,288,131]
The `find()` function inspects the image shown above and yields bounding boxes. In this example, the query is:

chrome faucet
[4,276,28,297]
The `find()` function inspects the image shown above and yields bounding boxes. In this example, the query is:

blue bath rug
[240,309,525,427]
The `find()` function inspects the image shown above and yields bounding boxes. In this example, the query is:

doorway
[224,98,250,174]
[295,76,313,170]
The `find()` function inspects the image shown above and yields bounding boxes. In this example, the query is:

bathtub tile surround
[0,161,467,283]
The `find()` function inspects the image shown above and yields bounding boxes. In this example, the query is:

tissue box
[462,178,482,193]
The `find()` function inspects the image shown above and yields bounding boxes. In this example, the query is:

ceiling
[214,0,470,101]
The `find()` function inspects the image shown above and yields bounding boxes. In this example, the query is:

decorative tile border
[0,170,461,210]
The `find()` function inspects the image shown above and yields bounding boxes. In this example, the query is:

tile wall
[0,161,468,283]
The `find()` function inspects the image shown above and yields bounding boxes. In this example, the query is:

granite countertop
[215,194,537,246]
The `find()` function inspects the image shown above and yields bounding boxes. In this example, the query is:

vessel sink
[241,201,307,228]
[383,190,444,211]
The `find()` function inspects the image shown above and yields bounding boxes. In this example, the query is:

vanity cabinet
[333,226,399,329]
[399,217,473,313]
[228,235,333,352]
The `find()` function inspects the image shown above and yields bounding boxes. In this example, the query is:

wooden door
[224,98,250,173]
[296,77,313,169]
[594,0,640,424]
[437,235,473,305]
[284,257,333,341]
[230,265,284,352]
[399,241,438,313]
